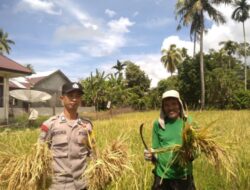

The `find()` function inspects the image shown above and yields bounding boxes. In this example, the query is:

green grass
[0,110,249,190]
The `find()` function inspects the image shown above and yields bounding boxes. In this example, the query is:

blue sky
[1,0,249,87]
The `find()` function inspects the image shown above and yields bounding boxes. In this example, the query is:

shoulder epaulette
[47,115,58,122]
[80,117,93,127]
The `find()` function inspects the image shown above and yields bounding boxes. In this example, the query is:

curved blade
[139,123,148,150]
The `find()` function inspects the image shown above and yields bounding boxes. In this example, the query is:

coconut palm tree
[176,2,202,57]
[161,44,183,76]
[232,0,250,90]
[219,40,238,68]
[0,29,15,54]
[237,42,250,58]
[175,0,231,109]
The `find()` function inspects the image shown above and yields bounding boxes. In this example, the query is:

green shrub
[231,90,250,109]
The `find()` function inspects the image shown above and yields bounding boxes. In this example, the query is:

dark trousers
[151,175,196,190]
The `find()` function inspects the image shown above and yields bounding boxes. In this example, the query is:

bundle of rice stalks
[83,136,134,190]
[0,142,52,190]
[153,121,235,178]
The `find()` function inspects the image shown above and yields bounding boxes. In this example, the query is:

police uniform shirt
[39,112,93,190]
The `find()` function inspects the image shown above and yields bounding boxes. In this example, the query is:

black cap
[62,82,84,95]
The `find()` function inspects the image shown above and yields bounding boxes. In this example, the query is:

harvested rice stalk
[0,142,52,190]
[83,136,134,190]
[153,121,236,179]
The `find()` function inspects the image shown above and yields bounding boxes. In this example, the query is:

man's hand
[144,149,154,161]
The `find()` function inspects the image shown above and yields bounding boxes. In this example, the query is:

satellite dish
[9,89,52,103]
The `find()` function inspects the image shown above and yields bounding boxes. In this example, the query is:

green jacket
[152,117,193,179]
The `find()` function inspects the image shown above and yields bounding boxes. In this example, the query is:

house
[0,54,32,123]
[9,70,72,115]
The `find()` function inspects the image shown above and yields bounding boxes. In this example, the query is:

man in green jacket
[144,90,196,190]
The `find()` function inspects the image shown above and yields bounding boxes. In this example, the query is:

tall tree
[232,0,250,90]
[176,2,202,57]
[106,73,128,107]
[125,62,151,110]
[175,0,231,109]
[125,62,150,90]
[161,44,183,76]
[82,69,108,111]
[219,40,238,68]
[24,64,35,73]
[112,60,127,80]
[0,29,15,54]
[237,42,250,58]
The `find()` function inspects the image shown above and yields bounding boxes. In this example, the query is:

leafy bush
[231,90,250,109]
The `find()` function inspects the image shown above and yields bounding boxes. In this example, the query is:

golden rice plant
[153,121,236,179]
[83,135,134,190]
[0,142,52,190]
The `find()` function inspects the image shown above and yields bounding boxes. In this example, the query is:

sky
[1,0,250,87]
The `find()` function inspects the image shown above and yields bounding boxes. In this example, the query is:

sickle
[139,123,149,150]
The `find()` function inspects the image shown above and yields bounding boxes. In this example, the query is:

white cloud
[52,0,99,30]
[69,7,98,30]
[54,16,134,57]
[79,17,134,57]
[117,54,170,87]
[133,54,171,87]
[13,52,95,82]
[16,0,61,15]
[54,25,103,42]
[133,11,139,17]
[108,17,135,33]
[144,17,172,28]
[161,4,250,55]
[105,9,116,18]
[14,52,82,71]
[157,3,250,87]
[50,1,137,57]
[161,36,194,56]
[80,33,126,57]
[203,4,250,52]
[93,53,169,88]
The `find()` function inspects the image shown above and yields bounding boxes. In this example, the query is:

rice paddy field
[0,110,249,190]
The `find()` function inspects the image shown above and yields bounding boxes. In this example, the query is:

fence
[0,106,95,121]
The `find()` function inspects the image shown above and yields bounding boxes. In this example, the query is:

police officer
[39,82,94,190]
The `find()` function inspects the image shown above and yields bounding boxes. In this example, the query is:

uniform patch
[40,131,47,138]
[40,124,49,132]
[52,130,66,136]
[79,131,87,136]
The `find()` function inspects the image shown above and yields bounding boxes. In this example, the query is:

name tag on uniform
[52,130,66,136]
[79,131,87,136]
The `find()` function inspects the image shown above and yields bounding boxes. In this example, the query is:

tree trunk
[200,11,205,110]
[193,31,196,57]
[243,21,247,90]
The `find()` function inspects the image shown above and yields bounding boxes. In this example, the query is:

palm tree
[232,0,250,90]
[24,64,35,73]
[219,40,238,68]
[176,2,202,57]
[175,0,231,109]
[181,47,189,59]
[237,42,250,58]
[112,60,127,80]
[0,29,15,54]
[161,44,183,76]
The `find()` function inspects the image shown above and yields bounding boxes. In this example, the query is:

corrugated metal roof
[9,70,70,89]
[9,80,26,89]
[10,76,47,89]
